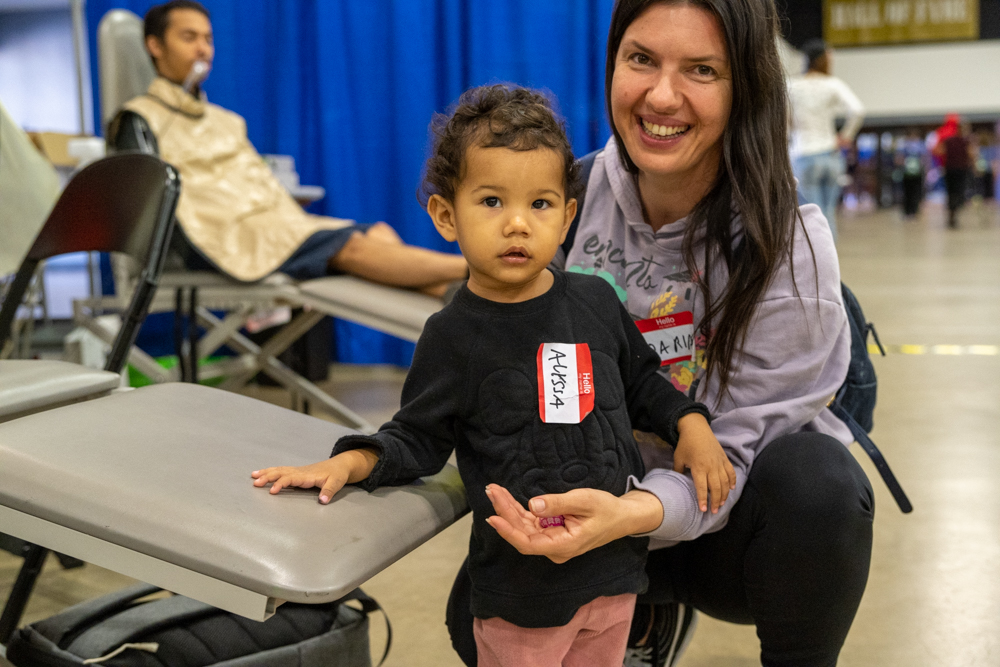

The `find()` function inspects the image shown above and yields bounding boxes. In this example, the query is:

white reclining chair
[85,10,444,434]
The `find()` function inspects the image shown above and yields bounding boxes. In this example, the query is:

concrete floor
[2,201,999,666]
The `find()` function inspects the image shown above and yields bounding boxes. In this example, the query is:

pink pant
[473,593,636,667]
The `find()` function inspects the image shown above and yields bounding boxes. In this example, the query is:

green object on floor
[127,356,228,388]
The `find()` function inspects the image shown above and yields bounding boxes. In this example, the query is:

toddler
[252,85,736,667]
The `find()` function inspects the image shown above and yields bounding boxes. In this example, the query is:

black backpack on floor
[5,583,390,667]
[828,286,911,512]
[566,152,911,513]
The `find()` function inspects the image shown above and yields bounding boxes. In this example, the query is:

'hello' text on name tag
[635,312,695,366]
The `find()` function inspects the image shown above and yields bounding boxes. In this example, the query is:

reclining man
[110,0,467,293]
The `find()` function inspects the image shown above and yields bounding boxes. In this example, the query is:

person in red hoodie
[934,116,976,228]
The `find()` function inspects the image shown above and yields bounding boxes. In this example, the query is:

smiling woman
[603,0,803,402]
[609,3,733,225]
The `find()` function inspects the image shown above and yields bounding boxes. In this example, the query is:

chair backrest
[98,9,156,130]
[0,153,180,373]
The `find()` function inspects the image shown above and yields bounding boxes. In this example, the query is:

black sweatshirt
[333,270,710,628]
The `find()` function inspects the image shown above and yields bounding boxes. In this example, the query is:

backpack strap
[560,150,601,259]
[341,588,392,667]
[828,400,912,513]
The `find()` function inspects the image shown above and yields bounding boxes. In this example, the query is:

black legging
[944,168,970,213]
[446,432,874,667]
[902,174,923,216]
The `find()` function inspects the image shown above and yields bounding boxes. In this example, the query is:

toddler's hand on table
[251,449,378,504]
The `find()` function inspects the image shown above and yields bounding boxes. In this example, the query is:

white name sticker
[536,343,595,424]
[635,312,695,366]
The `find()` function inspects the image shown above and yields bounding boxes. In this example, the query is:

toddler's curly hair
[419,84,581,206]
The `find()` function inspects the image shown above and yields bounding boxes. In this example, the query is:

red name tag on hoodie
[536,343,595,424]
[635,312,695,366]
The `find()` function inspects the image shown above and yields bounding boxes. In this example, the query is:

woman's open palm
[484,483,660,564]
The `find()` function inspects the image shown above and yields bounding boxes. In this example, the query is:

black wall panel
[982,0,1000,39]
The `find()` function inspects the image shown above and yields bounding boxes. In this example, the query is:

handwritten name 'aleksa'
[547,348,568,409]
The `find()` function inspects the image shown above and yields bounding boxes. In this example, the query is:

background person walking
[934,120,976,229]
[788,39,865,242]
[898,129,928,219]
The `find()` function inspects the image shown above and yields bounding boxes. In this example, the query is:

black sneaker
[623,602,698,666]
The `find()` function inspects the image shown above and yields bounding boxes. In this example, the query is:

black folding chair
[0,152,180,645]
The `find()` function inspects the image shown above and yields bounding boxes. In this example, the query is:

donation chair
[0,152,180,644]
[0,382,468,648]
[88,10,443,434]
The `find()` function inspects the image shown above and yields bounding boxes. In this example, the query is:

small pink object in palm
[538,515,565,528]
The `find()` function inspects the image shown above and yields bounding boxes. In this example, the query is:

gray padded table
[0,360,120,423]
[296,276,442,343]
[0,383,467,621]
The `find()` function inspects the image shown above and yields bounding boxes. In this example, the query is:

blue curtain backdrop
[86,0,615,366]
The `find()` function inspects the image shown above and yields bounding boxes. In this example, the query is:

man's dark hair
[419,84,580,206]
[800,38,828,71]
[144,1,210,43]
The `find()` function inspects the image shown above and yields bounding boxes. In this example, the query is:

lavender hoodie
[558,138,852,547]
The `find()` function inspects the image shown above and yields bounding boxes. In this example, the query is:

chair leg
[196,310,375,432]
[195,305,253,361]
[0,544,48,645]
[174,287,188,383]
[188,287,199,384]
[217,309,325,391]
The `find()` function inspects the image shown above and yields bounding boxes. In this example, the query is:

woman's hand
[251,448,378,504]
[484,484,664,564]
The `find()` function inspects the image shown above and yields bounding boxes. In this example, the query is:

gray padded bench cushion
[296,276,442,343]
[0,383,467,619]
[0,360,120,420]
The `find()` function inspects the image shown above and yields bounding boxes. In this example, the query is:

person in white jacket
[788,39,865,242]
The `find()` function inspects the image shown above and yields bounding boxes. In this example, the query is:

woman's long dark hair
[605,0,810,398]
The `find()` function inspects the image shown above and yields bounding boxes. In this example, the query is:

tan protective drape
[124,77,353,282]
